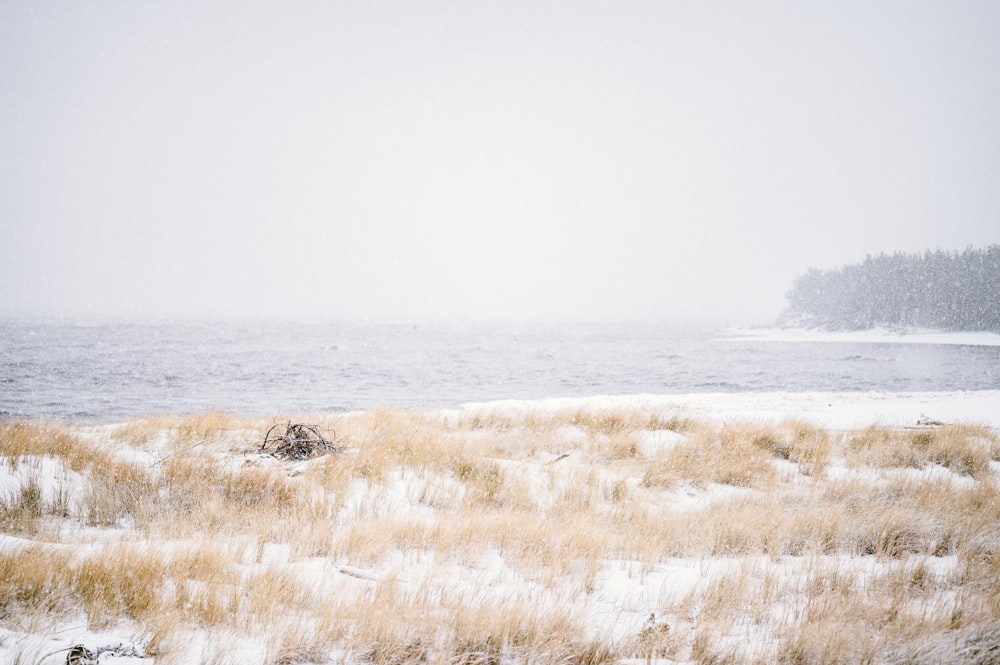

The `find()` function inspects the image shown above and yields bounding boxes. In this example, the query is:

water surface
[2,320,997,421]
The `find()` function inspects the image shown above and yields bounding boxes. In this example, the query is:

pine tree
[783,245,1000,331]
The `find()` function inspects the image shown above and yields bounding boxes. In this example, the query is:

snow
[0,455,86,514]
[460,390,1000,429]
[636,430,687,456]
[723,326,1000,347]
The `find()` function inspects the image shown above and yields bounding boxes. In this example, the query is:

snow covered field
[2,391,999,665]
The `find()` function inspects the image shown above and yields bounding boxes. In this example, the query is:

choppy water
[1,319,998,421]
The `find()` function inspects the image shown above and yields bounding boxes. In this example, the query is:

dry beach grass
[1,408,999,665]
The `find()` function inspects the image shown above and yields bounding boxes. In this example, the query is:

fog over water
[2,2,999,323]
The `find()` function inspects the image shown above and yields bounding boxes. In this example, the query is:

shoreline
[723,325,1000,346]
[5,389,999,430]
[458,389,1000,430]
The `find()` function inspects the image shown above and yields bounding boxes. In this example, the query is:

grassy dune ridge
[1,409,999,664]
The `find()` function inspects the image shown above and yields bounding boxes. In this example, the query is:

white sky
[1,1,998,324]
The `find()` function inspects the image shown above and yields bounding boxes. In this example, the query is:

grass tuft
[642,426,777,490]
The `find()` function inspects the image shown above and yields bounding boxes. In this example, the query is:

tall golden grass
[1,411,998,664]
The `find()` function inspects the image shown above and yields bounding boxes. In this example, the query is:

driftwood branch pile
[260,421,342,460]
[62,643,146,665]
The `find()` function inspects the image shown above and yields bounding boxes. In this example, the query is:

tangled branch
[260,421,342,460]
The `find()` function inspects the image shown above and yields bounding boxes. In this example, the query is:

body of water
[1,319,998,421]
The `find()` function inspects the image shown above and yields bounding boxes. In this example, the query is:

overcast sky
[2,1,998,324]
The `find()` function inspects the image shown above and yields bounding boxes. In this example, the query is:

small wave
[839,355,894,363]
[693,381,746,390]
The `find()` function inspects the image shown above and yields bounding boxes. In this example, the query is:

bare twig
[149,439,209,467]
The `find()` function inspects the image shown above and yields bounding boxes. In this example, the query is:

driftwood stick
[149,439,209,467]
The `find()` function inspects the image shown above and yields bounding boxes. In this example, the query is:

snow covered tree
[782,245,1000,331]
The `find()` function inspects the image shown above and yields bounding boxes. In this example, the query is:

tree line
[783,245,1000,331]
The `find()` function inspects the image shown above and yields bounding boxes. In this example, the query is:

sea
[1,319,998,422]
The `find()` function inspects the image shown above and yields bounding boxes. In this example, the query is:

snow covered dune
[2,393,999,665]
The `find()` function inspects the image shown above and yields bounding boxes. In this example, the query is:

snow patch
[636,430,687,457]
[459,391,1000,429]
